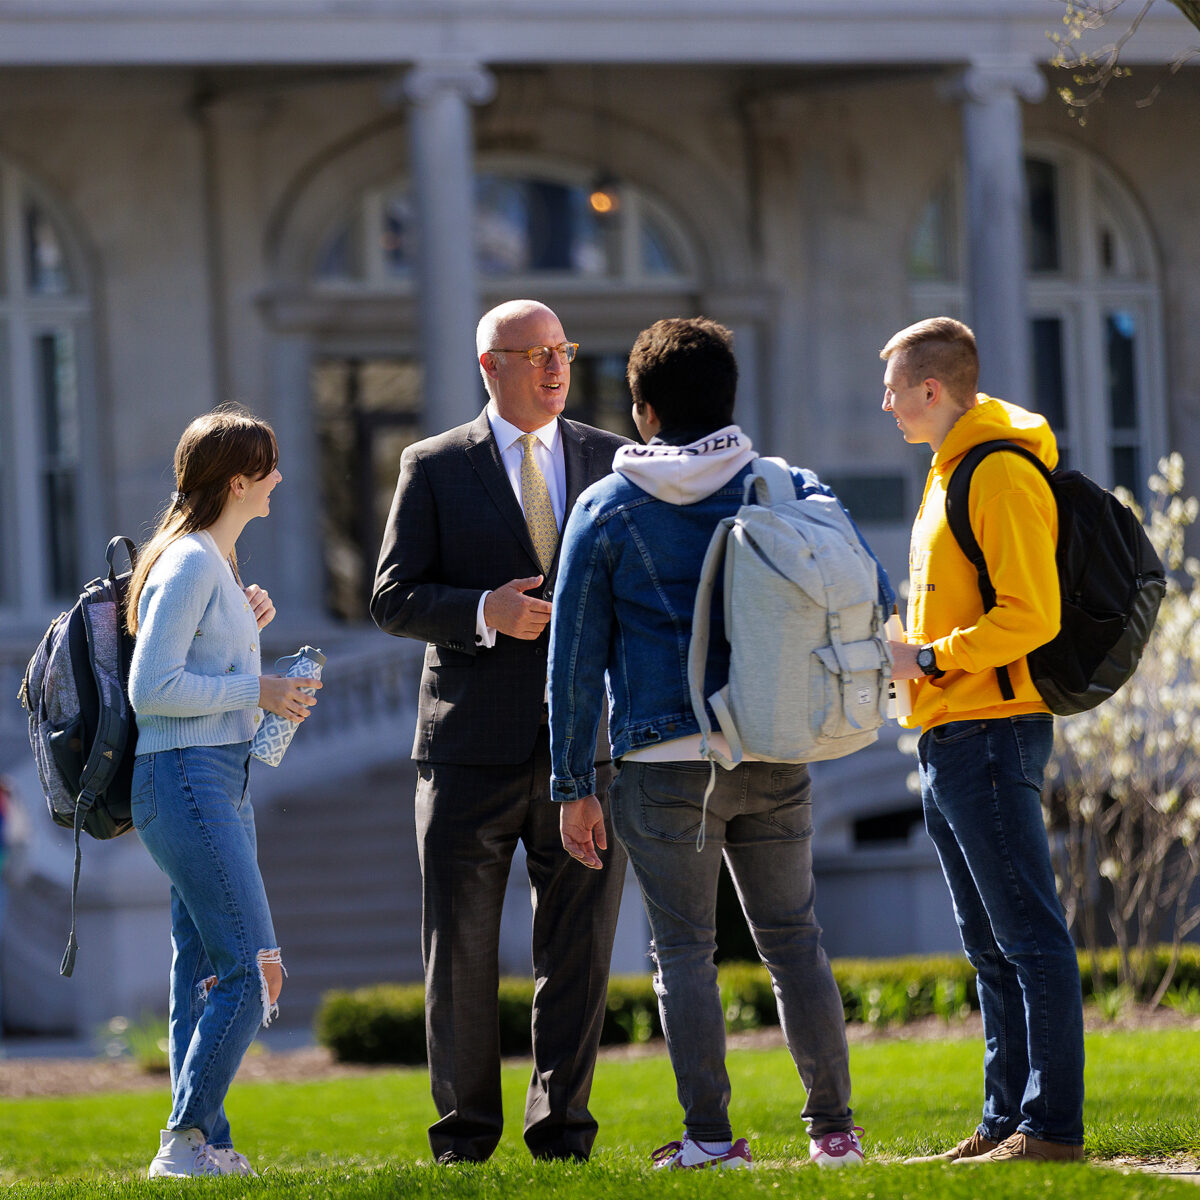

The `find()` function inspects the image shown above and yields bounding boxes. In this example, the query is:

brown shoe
[904,1130,999,1164]
[953,1132,1085,1164]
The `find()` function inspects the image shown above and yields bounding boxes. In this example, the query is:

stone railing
[286,635,423,741]
[0,630,425,787]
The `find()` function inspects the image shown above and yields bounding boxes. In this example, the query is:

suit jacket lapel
[465,408,543,569]
[560,418,592,514]
[548,418,606,587]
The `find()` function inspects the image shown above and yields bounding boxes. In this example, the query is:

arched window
[0,158,96,613]
[909,142,1166,496]
[312,168,694,290]
[306,165,699,621]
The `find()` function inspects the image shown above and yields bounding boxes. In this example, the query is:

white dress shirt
[475,405,566,647]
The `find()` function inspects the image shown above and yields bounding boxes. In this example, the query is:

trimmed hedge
[314,944,1200,1064]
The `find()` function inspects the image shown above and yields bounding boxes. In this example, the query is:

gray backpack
[688,458,890,773]
[18,536,137,976]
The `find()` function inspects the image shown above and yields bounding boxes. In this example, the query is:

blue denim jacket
[548,459,894,802]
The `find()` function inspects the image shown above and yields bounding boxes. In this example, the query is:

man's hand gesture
[484,575,553,640]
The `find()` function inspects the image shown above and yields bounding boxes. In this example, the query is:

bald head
[476,299,571,430]
[476,300,557,361]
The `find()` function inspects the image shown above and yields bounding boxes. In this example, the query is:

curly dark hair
[626,317,737,433]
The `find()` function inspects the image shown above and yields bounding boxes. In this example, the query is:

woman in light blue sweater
[125,406,320,1180]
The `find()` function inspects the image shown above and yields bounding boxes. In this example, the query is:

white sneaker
[651,1134,753,1170]
[809,1126,865,1168]
[147,1128,223,1178]
[208,1146,258,1176]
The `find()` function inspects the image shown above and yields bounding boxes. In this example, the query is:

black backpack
[18,536,138,976]
[945,441,1166,716]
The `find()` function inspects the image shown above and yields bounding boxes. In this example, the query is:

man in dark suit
[371,299,629,1164]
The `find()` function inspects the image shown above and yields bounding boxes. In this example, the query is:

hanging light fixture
[588,171,621,217]
[587,67,621,218]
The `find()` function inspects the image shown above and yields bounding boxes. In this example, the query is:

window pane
[1106,310,1138,430]
[1025,159,1061,274]
[315,217,363,282]
[566,353,636,438]
[314,356,423,623]
[37,329,80,596]
[1031,317,1067,432]
[44,469,78,597]
[25,203,72,296]
[475,176,614,277]
[382,193,414,278]
[909,190,952,280]
[1094,177,1140,279]
[313,174,691,284]
[1112,445,1139,495]
[819,473,908,525]
[476,176,530,273]
[640,214,685,276]
[1099,225,1116,275]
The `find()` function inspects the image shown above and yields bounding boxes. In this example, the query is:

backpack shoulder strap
[688,517,736,770]
[77,584,130,803]
[745,456,798,506]
[943,439,1054,702]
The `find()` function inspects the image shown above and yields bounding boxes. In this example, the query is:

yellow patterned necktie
[518,433,559,573]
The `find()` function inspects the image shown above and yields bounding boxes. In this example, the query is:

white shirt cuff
[475,590,497,648]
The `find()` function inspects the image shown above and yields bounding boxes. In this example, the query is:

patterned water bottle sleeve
[250,645,325,767]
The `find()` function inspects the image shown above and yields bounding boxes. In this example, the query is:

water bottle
[250,645,325,767]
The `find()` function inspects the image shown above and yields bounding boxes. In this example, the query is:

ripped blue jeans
[132,742,280,1149]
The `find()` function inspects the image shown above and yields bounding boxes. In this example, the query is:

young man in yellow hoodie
[882,317,1085,1165]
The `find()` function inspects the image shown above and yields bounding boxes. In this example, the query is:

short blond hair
[880,317,979,404]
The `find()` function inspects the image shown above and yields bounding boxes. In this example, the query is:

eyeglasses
[489,342,579,367]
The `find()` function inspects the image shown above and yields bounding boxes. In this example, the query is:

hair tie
[171,491,188,506]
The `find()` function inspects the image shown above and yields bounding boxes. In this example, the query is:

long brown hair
[125,405,278,635]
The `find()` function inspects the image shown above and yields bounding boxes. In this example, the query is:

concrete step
[251,761,424,1032]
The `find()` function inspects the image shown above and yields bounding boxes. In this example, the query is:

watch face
[918,647,935,673]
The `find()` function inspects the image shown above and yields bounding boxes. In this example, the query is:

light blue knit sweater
[129,530,263,754]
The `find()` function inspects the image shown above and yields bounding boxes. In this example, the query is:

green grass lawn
[2,1028,1198,1197]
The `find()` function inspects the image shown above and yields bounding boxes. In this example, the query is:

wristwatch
[916,644,945,678]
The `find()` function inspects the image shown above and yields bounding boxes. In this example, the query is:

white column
[953,58,1046,403]
[265,332,324,626]
[402,59,496,432]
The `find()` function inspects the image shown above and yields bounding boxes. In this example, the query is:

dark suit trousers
[415,728,626,1162]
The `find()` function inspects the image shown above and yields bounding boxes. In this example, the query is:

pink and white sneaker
[651,1134,753,1170]
[810,1127,865,1168]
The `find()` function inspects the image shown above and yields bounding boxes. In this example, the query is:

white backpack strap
[744,456,797,506]
[708,692,744,765]
[688,517,736,772]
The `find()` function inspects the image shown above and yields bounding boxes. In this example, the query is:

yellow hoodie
[903,395,1060,732]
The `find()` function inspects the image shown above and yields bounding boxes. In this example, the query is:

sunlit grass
[1,1027,1197,1197]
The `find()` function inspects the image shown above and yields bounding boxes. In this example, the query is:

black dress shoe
[436,1151,484,1166]
[529,1147,589,1163]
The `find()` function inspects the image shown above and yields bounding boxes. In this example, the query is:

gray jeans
[609,759,853,1141]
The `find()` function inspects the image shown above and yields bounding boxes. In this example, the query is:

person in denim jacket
[548,317,892,1171]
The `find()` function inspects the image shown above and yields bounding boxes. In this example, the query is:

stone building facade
[1,1,1197,1035]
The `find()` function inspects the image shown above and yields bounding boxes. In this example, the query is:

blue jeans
[132,743,279,1149]
[918,715,1084,1146]
[610,759,853,1142]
